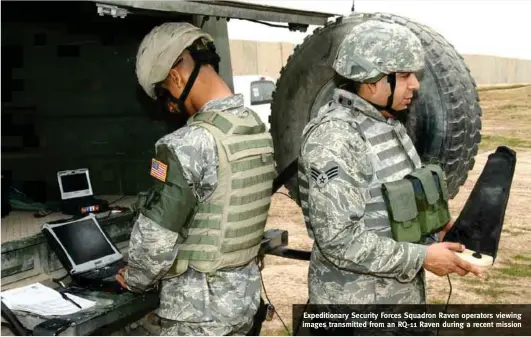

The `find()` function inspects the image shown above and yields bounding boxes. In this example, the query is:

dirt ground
[259,85,531,335]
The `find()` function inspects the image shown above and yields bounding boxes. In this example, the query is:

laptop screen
[57,169,93,200]
[61,173,90,193]
[51,218,116,265]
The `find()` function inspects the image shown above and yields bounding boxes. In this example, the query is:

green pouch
[408,168,442,235]
[382,179,421,243]
[426,164,451,230]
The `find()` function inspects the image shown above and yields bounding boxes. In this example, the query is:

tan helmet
[136,22,214,99]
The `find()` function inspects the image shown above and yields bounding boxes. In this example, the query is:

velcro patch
[150,158,168,182]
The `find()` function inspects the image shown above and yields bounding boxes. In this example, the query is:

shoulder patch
[310,165,339,188]
[150,158,168,182]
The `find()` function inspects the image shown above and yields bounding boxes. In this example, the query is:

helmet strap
[173,40,221,116]
[386,73,397,111]
[155,40,221,129]
[175,61,201,115]
[367,73,402,118]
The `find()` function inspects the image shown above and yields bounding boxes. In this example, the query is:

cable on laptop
[251,190,296,335]
[52,273,71,289]
[258,262,291,336]
[108,195,126,205]
[33,194,126,218]
[436,275,453,336]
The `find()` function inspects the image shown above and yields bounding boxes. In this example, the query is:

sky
[227,0,531,60]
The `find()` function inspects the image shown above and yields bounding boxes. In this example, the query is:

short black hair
[333,72,362,95]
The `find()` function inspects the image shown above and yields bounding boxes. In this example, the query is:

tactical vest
[165,108,276,277]
[299,94,450,242]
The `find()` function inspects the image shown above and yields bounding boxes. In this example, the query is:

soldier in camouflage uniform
[297,20,482,322]
[115,22,275,336]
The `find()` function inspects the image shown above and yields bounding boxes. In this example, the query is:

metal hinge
[96,3,128,18]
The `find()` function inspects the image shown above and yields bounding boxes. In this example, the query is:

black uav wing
[443,146,517,266]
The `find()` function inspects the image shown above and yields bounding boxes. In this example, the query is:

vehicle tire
[270,12,482,199]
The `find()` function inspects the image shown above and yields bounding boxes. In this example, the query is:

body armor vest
[298,90,451,304]
[165,108,275,277]
[299,91,450,242]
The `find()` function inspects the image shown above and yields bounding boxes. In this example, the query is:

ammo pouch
[381,164,451,243]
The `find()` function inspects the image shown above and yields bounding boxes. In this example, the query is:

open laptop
[57,169,108,215]
[41,213,126,289]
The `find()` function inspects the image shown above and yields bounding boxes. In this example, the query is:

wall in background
[230,40,531,85]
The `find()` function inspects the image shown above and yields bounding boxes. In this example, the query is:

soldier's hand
[115,267,128,288]
[423,242,484,278]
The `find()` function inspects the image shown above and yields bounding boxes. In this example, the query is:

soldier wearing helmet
[116,22,275,336]
[297,20,482,334]
[332,19,426,118]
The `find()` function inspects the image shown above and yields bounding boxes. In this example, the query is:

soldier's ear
[366,81,379,95]
[168,68,184,89]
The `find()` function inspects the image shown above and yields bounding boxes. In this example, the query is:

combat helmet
[135,22,221,127]
[136,22,218,99]
[333,20,425,83]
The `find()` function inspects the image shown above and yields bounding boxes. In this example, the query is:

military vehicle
[1,0,481,335]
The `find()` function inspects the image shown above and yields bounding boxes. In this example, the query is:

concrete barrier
[229,40,531,85]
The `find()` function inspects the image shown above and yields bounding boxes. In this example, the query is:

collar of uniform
[197,94,245,116]
[332,88,387,123]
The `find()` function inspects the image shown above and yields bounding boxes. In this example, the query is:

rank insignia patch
[310,165,339,188]
[150,158,168,182]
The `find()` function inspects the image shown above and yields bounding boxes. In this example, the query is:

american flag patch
[150,158,168,182]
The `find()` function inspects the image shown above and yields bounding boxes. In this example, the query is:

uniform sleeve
[125,126,218,292]
[125,214,181,292]
[303,122,428,283]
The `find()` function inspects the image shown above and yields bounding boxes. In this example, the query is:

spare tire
[270,12,482,199]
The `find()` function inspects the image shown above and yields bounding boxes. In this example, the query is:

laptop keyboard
[80,260,125,280]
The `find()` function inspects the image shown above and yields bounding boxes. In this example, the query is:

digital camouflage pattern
[125,94,262,335]
[298,88,429,306]
[333,20,425,82]
[125,213,181,293]
[158,264,260,336]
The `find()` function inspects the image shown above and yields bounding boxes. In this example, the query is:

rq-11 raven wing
[443,146,517,267]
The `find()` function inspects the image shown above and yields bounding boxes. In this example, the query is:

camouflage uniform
[126,94,262,335]
[129,22,275,336]
[298,20,430,306]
